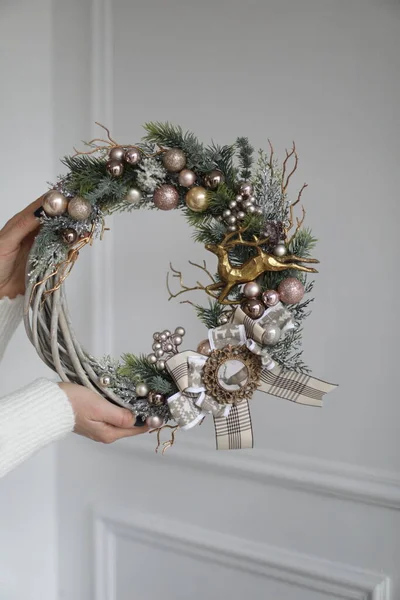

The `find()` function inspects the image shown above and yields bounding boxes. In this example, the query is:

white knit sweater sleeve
[0,296,75,478]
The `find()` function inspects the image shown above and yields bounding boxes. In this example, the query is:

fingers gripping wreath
[24,122,336,453]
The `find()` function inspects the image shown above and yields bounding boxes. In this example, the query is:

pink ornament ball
[277,277,305,304]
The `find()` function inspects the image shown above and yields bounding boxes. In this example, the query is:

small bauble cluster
[106,145,142,178]
[240,276,305,329]
[221,181,263,231]
[153,149,226,214]
[42,190,92,222]
[147,327,186,371]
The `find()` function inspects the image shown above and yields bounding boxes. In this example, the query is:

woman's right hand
[58,383,149,443]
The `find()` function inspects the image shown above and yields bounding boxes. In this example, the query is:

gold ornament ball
[185,186,209,212]
[153,184,180,210]
[68,196,92,221]
[61,228,78,245]
[162,148,187,172]
[125,187,142,204]
[106,159,124,177]
[277,277,305,304]
[42,190,68,217]
[178,169,196,187]
[204,170,225,190]
[197,339,212,356]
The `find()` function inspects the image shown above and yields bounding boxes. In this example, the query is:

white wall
[0,1,58,599]
[1,1,400,599]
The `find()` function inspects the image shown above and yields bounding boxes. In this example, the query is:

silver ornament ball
[146,415,164,428]
[99,375,111,387]
[106,159,124,177]
[273,243,287,257]
[235,194,244,203]
[175,327,185,336]
[226,215,237,225]
[227,225,237,232]
[262,324,281,346]
[68,196,92,221]
[125,187,142,204]
[243,281,261,298]
[152,342,162,350]
[164,343,173,352]
[163,330,171,337]
[148,354,158,364]
[217,314,229,325]
[246,205,256,214]
[135,382,149,397]
[42,190,68,217]
[222,209,231,219]
[173,335,183,346]
[160,333,167,342]
[237,211,246,220]
[156,360,166,371]
[155,349,164,358]
[109,146,126,161]
[228,200,238,210]
[124,147,141,165]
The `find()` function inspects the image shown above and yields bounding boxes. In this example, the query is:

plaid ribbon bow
[166,303,337,450]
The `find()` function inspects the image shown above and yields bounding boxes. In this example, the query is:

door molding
[93,508,390,600]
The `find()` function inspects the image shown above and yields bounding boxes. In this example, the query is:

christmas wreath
[24,123,336,452]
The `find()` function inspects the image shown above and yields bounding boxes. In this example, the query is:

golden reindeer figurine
[202,228,319,304]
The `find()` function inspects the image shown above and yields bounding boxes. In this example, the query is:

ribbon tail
[259,365,338,407]
[168,392,204,430]
[213,400,253,450]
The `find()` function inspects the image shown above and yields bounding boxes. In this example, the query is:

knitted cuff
[0,378,75,478]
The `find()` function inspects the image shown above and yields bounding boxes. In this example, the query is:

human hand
[58,382,149,443]
[0,196,43,299]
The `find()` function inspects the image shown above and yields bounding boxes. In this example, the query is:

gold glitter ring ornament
[202,345,262,405]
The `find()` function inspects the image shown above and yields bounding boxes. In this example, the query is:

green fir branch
[119,353,178,394]
[236,137,254,180]
[194,301,226,329]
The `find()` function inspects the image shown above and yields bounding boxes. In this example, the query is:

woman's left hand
[0,197,43,299]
